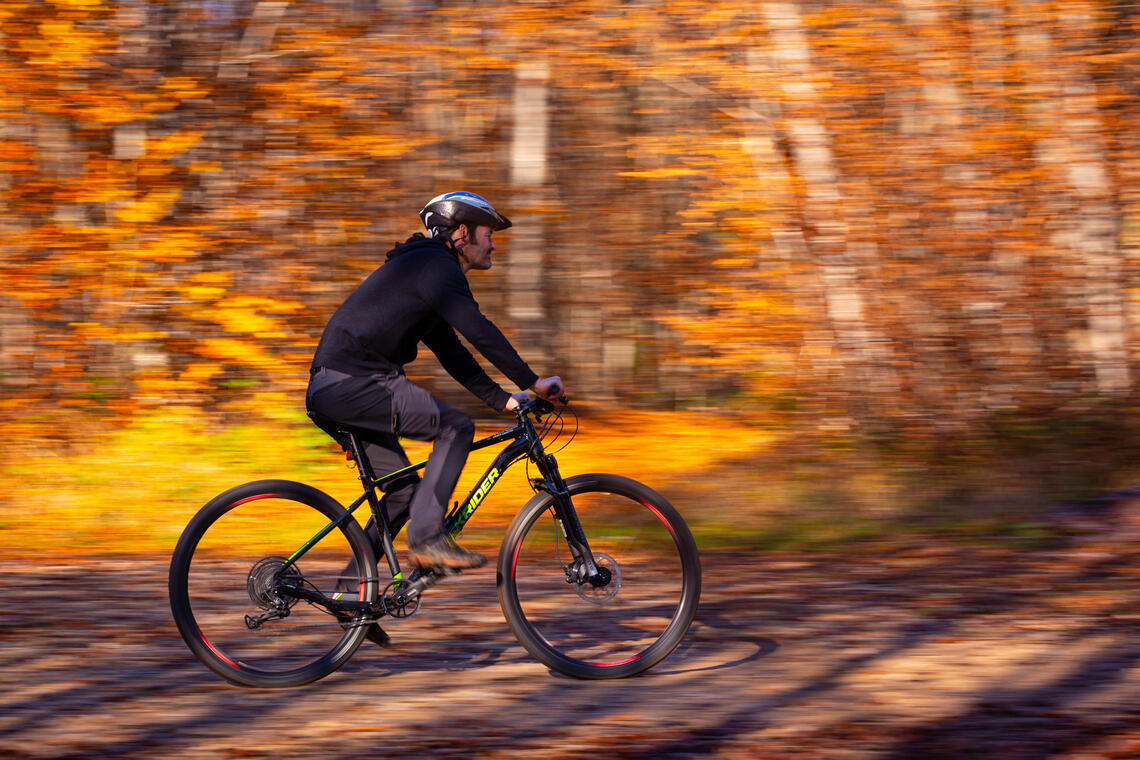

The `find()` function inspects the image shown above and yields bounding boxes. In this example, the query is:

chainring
[381,579,421,618]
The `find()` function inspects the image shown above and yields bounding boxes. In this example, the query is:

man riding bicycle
[307,192,563,600]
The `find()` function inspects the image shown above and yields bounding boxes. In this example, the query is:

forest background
[2,0,1139,556]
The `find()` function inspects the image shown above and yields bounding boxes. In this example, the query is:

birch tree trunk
[904,0,1043,411]
[1015,3,1131,394]
[759,2,896,416]
[508,60,549,359]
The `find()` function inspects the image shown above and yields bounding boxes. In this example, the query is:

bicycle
[169,395,701,688]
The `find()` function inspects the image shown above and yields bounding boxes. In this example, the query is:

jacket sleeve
[419,256,540,394]
[421,320,512,412]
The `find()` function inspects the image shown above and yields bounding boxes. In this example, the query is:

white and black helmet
[419,191,512,238]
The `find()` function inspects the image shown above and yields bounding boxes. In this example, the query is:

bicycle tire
[169,479,379,688]
[497,473,701,679]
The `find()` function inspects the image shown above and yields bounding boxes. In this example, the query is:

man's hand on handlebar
[532,376,564,401]
[503,376,566,412]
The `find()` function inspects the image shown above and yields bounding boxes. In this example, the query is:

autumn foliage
[2,1,1139,494]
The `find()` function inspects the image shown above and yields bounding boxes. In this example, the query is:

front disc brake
[574,552,621,604]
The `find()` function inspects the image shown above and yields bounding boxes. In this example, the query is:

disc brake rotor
[574,552,621,604]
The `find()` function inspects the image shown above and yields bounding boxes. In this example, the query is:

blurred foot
[408,537,487,571]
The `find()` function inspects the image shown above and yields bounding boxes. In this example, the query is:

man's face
[458,224,495,272]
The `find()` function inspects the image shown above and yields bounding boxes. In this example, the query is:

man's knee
[439,407,475,442]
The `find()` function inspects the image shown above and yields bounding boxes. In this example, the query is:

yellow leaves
[21,19,109,67]
[198,337,277,369]
[114,190,182,225]
[147,131,204,161]
[69,322,168,342]
[175,282,300,342]
[140,231,209,262]
[353,134,417,159]
[159,75,211,100]
[183,285,226,301]
[619,167,702,179]
[211,306,286,338]
[47,0,102,8]
[179,362,224,384]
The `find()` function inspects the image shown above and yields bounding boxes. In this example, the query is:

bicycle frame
[275,402,599,612]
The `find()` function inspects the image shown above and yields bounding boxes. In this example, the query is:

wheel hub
[573,552,621,604]
[247,556,302,611]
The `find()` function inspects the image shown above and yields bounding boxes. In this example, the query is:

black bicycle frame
[277,407,598,588]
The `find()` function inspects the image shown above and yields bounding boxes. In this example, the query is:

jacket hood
[386,233,456,261]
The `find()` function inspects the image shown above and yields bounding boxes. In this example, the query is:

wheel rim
[510,489,689,669]
[184,494,369,679]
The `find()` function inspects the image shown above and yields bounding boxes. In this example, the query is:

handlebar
[514,392,569,420]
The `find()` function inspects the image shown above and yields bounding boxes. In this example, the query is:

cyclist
[307,192,563,642]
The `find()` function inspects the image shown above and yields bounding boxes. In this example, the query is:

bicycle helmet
[419,191,512,238]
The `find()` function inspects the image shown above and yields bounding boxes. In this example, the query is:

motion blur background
[3,0,1140,553]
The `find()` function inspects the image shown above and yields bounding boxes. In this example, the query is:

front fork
[533,453,603,584]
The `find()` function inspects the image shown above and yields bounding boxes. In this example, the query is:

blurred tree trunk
[1016,3,1131,394]
[508,60,549,362]
[760,2,896,418]
[739,50,830,388]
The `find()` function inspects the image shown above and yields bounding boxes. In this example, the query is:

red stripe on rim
[197,625,239,669]
[590,654,642,667]
[587,499,672,667]
[226,493,280,510]
[511,536,524,577]
[200,492,279,670]
[640,500,677,540]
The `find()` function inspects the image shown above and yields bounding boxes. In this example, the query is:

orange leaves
[19,18,111,68]
[113,190,182,225]
[147,130,205,161]
[197,337,278,370]
[206,296,303,340]
[619,167,703,180]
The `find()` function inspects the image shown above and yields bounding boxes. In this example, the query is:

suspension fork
[534,452,601,581]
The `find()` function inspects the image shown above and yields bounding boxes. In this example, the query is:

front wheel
[169,480,379,688]
[498,474,701,679]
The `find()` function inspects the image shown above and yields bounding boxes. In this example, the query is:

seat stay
[273,490,370,578]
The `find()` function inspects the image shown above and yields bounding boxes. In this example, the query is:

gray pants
[306,368,475,548]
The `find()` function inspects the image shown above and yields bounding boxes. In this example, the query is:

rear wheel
[498,474,701,679]
[169,480,379,688]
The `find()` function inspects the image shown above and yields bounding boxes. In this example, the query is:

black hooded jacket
[310,234,539,412]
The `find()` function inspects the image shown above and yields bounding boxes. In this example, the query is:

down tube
[445,437,530,534]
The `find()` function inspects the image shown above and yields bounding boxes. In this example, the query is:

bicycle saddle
[306,410,374,446]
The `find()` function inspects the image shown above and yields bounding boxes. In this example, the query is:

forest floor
[3,537,1140,760]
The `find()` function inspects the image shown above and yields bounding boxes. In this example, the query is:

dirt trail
[2,544,1140,759]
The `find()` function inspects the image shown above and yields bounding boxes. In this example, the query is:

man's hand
[532,376,564,401]
[504,392,531,412]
